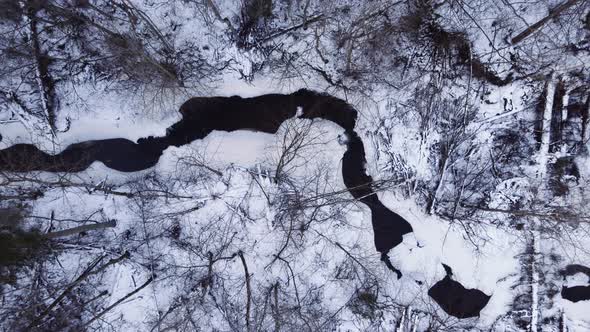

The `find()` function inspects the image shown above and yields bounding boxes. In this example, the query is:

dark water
[560,264,590,303]
[0,89,489,318]
[428,264,491,318]
[562,286,590,302]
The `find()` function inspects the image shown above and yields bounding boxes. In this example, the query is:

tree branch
[511,0,582,45]
[27,254,107,329]
[238,251,252,332]
[82,276,154,328]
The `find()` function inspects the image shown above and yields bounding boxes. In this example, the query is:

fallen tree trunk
[82,275,154,328]
[511,0,582,45]
[44,220,116,239]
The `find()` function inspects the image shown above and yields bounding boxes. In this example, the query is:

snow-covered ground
[2,1,590,331]
[0,78,532,330]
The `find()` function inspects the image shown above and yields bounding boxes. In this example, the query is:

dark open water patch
[560,264,590,303]
[0,89,490,318]
[428,264,491,318]
[562,286,590,303]
[0,138,168,173]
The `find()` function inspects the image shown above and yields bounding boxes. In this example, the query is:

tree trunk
[238,251,252,332]
[560,89,570,154]
[25,2,57,134]
[528,76,557,332]
[582,96,590,151]
[538,76,557,178]
[530,222,540,332]
[427,154,449,215]
[272,283,280,332]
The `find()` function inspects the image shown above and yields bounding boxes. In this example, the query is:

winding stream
[0,89,492,318]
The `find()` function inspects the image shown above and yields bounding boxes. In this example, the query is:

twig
[238,251,252,332]
[82,276,154,328]
[27,254,107,329]
[259,14,324,43]
[44,220,117,239]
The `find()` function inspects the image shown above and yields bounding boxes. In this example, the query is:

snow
[382,195,522,327]
[0,74,581,331]
[187,130,276,168]
[2,1,590,330]
[547,228,590,332]
[6,80,523,330]
[0,82,179,152]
